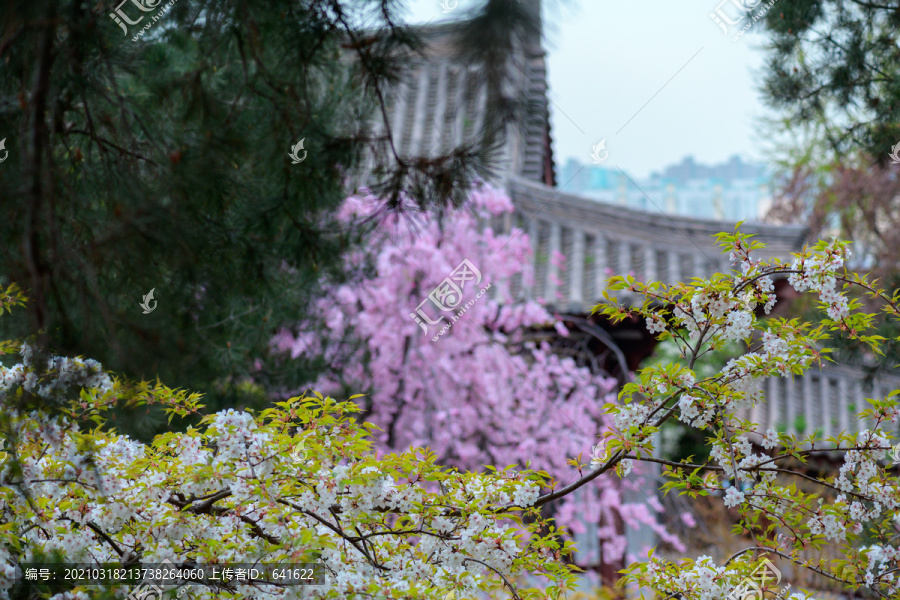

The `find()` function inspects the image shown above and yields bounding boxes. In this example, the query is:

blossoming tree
[0,283,574,600]
[273,186,680,572]
[597,231,900,599]
[5,223,900,599]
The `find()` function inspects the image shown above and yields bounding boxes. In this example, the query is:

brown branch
[86,522,125,557]
[276,499,387,571]
[168,489,232,514]
[532,450,624,509]
[462,557,521,600]
[66,129,156,163]
[237,514,280,545]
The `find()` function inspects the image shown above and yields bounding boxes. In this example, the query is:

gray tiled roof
[364,19,554,186]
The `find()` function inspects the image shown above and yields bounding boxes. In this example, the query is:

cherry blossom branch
[85,521,125,557]
[836,275,900,315]
[168,489,232,514]
[760,548,879,594]
[462,557,522,600]
[531,450,624,509]
[237,514,279,545]
[633,451,881,509]
[732,268,801,295]
[7,477,98,490]
[753,445,888,469]
[276,498,388,571]
[722,546,761,566]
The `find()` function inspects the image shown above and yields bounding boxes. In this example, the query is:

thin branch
[86,522,125,557]
[462,557,521,600]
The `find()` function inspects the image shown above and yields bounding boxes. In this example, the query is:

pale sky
[402,0,778,179]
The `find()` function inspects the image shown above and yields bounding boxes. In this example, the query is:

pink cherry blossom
[275,186,677,568]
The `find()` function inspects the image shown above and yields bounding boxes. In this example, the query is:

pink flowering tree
[274,186,682,573]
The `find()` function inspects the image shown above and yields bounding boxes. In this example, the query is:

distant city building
[558,155,772,222]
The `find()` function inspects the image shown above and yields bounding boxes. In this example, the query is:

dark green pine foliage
[760,0,900,164]
[0,0,540,439]
[758,0,900,381]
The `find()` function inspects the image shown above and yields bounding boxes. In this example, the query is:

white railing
[505,176,807,313]
[746,366,900,440]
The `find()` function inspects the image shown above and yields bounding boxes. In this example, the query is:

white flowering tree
[4,226,900,600]
[596,230,900,599]
[0,284,573,600]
